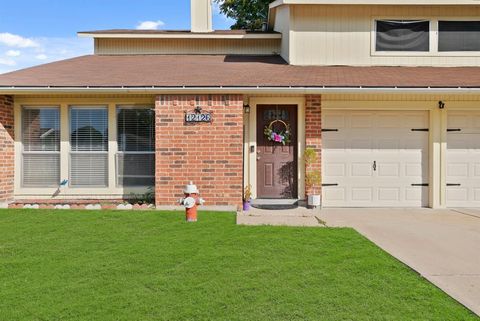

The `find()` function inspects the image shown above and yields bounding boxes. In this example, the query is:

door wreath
[264,119,291,145]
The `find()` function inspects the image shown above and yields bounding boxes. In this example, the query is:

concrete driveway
[318,208,480,316]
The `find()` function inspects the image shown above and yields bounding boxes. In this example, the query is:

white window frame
[14,99,154,198]
[115,105,155,188]
[371,18,434,56]
[21,106,61,188]
[371,17,480,57]
[436,18,480,56]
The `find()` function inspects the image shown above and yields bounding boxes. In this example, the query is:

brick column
[305,95,322,197]
[0,95,14,206]
[155,95,244,209]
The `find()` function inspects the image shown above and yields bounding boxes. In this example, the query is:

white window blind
[116,107,155,187]
[70,107,108,187]
[22,107,60,187]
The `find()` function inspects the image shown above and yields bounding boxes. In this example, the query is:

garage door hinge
[322,129,339,132]
[447,128,462,132]
[322,183,339,187]
[411,128,429,132]
[411,183,429,187]
[447,183,461,187]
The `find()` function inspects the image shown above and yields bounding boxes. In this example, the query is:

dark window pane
[376,20,430,52]
[116,107,155,187]
[117,153,155,187]
[117,108,155,152]
[439,21,480,52]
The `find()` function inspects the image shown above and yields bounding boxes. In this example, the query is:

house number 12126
[185,113,212,123]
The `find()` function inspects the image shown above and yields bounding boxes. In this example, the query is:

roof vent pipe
[191,0,213,33]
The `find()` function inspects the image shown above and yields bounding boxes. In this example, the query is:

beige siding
[273,5,291,62]
[290,5,480,66]
[95,38,281,55]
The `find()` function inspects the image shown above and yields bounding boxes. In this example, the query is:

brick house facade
[305,95,322,197]
[155,94,244,208]
[0,95,14,206]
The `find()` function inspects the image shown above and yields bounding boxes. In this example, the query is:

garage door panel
[447,111,480,207]
[377,163,401,177]
[351,114,374,128]
[324,163,345,177]
[351,163,373,177]
[322,110,429,208]
[405,163,423,177]
[377,114,401,127]
[377,139,400,150]
[405,187,424,201]
[377,188,400,201]
[324,114,346,129]
[352,188,373,201]
[324,187,346,202]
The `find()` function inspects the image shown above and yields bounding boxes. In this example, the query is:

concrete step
[237,213,323,227]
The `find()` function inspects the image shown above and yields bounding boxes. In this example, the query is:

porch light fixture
[243,104,251,114]
[439,101,445,109]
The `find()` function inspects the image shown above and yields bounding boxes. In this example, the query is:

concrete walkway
[237,207,324,227]
[318,208,480,316]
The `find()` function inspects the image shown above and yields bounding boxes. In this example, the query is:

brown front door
[257,105,298,199]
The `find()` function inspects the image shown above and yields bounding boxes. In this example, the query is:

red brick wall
[305,95,322,196]
[0,95,14,204]
[155,94,244,208]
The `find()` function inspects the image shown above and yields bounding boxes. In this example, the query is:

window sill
[372,51,480,57]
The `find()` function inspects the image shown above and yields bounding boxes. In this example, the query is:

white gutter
[1,86,480,95]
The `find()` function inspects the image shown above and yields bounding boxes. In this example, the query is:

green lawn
[0,210,477,321]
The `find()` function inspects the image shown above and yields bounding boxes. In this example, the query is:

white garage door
[322,110,429,207]
[446,111,480,207]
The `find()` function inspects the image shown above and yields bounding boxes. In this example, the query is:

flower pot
[308,195,321,208]
[243,200,251,211]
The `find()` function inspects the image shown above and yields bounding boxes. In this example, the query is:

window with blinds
[22,107,60,187]
[116,107,155,187]
[70,107,108,187]
[376,20,430,52]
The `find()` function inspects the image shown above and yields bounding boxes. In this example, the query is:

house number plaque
[185,106,212,123]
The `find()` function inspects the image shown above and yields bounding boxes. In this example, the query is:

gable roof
[0,55,479,93]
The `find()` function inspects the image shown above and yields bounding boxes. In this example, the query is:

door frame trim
[245,97,306,200]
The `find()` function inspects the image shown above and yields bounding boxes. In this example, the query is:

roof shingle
[0,55,479,88]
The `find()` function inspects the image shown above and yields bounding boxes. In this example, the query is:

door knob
[373,161,377,171]
[257,156,261,161]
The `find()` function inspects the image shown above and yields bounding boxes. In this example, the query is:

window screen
[376,20,430,52]
[22,107,60,187]
[117,108,155,187]
[439,21,480,52]
[70,107,108,187]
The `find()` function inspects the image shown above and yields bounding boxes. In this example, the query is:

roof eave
[1,86,480,95]
[77,33,282,40]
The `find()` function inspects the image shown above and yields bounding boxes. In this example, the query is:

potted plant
[243,185,252,211]
[304,148,322,208]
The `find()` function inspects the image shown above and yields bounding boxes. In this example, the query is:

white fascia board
[270,0,480,8]
[77,33,282,40]
[2,86,480,95]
